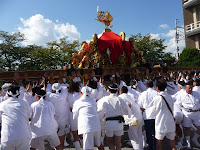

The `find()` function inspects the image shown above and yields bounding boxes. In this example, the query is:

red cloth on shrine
[98,32,124,64]
[124,41,133,63]
[84,42,90,52]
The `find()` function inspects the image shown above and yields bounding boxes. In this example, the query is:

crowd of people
[0,68,200,150]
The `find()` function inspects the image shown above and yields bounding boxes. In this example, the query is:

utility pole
[175,19,180,59]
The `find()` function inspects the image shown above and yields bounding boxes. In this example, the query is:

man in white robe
[193,79,200,94]
[30,89,61,150]
[46,83,69,150]
[73,86,102,150]
[146,80,176,150]
[137,80,158,150]
[176,81,200,149]
[119,86,144,150]
[97,83,129,150]
[0,85,32,150]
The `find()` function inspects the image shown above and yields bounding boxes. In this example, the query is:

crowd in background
[0,68,200,150]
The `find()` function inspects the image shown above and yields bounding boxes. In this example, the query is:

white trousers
[1,138,30,150]
[128,119,143,150]
[83,131,101,150]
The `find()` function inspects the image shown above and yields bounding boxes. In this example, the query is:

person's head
[7,85,20,98]
[185,81,193,94]
[193,79,200,87]
[52,83,62,93]
[87,79,97,89]
[145,80,154,88]
[68,82,80,93]
[130,79,138,89]
[177,81,185,90]
[108,83,118,94]
[2,83,12,94]
[35,89,46,101]
[81,86,92,97]
[32,86,41,96]
[120,86,128,94]
[156,80,167,92]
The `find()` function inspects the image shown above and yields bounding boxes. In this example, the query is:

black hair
[194,79,200,86]
[32,87,41,95]
[146,80,154,88]
[121,86,128,94]
[156,80,167,91]
[178,81,185,87]
[108,83,118,93]
[52,89,61,93]
[185,80,193,86]
[68,82,80,93]
[36,89,46,99]
[87,80,97,89]
[7,85,20,97]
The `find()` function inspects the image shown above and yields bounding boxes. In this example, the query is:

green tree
[131,33,167,66]
[46,37,79,65]
[163,52,176,66]
[178,48,200,67]
[0,31,25,71]
[0,30,80,71]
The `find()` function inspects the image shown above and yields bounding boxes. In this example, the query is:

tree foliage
[0,30,80,71]
[178,48,200,67]
[131,33,168,66]
[0,31,25,71]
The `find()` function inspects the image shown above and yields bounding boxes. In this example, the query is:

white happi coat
[47,87,69,124]
[119,93,143,120]
[146,91,175,134]
[30,98,58,138]
[0,97,32,142]
[137,88,158,119]
[171,89,185,102]
[88,84,104,102]
[176,91,200,116]
[166,81,179,95]
[73,95,101,135]
[137,80,147,92]
[97,93,129,132]
[119,93,144,149]
[0,94,9,103]
[127,86,141,103]
[23,91,36,106]
[193,86,200,94]
[67,92,81,130]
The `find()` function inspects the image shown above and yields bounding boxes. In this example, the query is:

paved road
[45,130,200,150]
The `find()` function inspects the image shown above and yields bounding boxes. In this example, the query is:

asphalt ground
[45,129,200,150]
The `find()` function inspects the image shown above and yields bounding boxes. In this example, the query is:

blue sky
[0,0,185,54]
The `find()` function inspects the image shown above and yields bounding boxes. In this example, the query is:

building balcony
[185,21,200,36]
[183,0,200,8]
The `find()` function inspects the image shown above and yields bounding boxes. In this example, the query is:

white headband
[81,86,92,96]
[36,93,46,99]
[178,84,183,89]
[108,86,118,90]
[7,90,19,98]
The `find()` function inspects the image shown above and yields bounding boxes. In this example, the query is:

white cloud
[18,14,80,46]
[160,24,169,29]
[164,37,185,54]
[150,33,160,39]
[163,30,176,37]
[164,28,185,54]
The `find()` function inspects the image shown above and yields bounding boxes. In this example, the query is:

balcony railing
[183,0,200,8]
[185,21,200,36]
